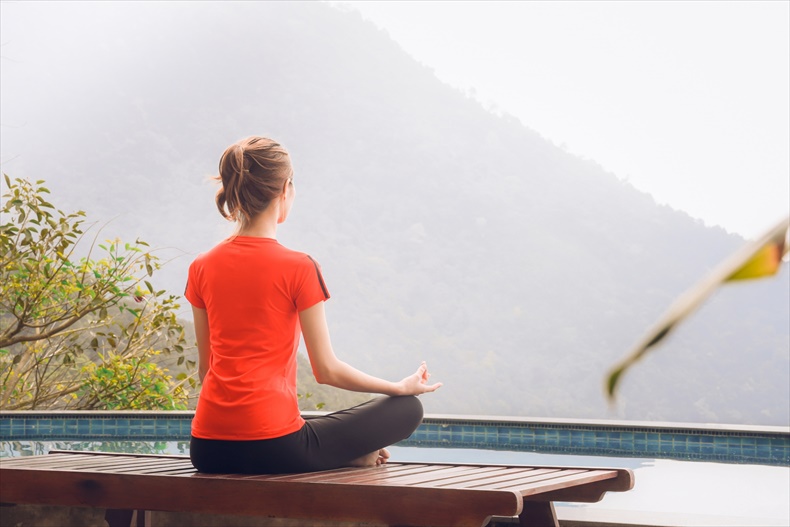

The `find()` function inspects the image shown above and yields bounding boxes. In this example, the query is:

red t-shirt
[184,236,330,440]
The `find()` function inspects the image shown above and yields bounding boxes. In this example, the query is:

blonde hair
[215,136,293,229]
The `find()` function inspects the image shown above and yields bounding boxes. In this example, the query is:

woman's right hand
[398,361,442,395]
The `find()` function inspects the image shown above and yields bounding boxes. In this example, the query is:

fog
[1,1,787,424]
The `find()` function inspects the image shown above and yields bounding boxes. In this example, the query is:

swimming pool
[2,411,787,465]
[2,412,789,526]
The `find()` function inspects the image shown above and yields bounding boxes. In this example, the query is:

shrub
[0,175,194,410]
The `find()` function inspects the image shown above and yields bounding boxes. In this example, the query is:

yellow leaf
[727,243,784,281]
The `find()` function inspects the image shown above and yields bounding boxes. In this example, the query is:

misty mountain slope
[1,1,787,424]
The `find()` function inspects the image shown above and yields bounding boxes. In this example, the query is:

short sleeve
[294,255,330,311]
[184,258,206,309]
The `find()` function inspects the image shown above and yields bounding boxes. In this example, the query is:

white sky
[336,1,789,239]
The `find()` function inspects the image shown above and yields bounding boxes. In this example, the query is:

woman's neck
[236,209,279,239]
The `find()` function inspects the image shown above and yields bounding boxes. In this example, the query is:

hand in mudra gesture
[398,361,442,395]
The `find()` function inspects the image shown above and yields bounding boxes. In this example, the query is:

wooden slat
[330,465,466,485]
[462,469,583,490]
[9,456,115,470]
[4,457,163,472]
[0,454,194,476]
[404,466,524,488]
[264,465,376,482]
[365,465,507,486]
[49,450,190,460]
[151,467,199,475]
[55,459,178,471]
[264,463,429,483]
[0,453,84,465]
[103,458,192,469]
[311,464,453,485]
[0,453,101,467]
[502,469,618,494]
[102,461,196,474]
[434,468,563,490]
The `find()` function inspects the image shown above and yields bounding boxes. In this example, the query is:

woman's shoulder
[274,243,320,266]
[191,237,320,268]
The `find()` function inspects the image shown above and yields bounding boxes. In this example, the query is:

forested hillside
[1,1,787,424]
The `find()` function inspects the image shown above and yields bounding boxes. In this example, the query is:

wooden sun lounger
[0,450,634,527]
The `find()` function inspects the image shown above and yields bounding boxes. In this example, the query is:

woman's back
[186,236,329,440]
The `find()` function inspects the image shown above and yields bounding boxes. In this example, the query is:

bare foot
[349,448,390,467]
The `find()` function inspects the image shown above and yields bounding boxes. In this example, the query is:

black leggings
[190,395,423,474]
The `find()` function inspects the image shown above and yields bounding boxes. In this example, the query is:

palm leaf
[606,216,789,399]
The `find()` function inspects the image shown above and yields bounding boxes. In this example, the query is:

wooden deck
[0,451,634,526]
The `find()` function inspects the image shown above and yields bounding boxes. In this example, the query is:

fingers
[417,362,434,382]
[423,381,443,393]
[414,361,441,393]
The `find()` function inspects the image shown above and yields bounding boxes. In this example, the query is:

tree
[0,176,195,410]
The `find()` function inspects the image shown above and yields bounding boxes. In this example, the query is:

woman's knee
[390,395,424,430]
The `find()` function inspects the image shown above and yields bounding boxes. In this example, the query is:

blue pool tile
[2,414,787,466]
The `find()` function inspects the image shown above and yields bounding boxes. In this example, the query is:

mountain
[1,1,787,425]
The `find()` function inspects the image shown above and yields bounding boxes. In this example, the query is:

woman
[185,136,441,474]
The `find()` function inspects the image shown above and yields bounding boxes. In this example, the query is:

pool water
[0,439,189,458]
[2,440,788,526]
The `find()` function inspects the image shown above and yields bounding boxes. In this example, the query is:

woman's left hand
[397,361,442,395]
